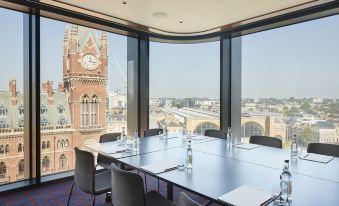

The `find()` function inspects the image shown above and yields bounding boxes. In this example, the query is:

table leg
[167,182,173,201]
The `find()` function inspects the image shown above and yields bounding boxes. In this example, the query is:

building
[0,25,108,184]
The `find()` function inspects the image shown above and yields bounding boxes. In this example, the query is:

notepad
[301,153,335,164]
[237,143,261,150]
[141,162,179,175]
[218,185,273,206]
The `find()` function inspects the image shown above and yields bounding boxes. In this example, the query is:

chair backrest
[100,133,121,143]
[111,164,146,206]
[179,192,202,206]
[74,147,95,194]
[144,128,163,138]
[249,136,282,148]
[204,129,227,139]
[307,143,339,157]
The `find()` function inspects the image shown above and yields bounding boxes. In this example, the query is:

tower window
[0,105,7,116]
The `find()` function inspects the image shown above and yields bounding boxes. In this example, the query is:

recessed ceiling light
[152,12,168,18]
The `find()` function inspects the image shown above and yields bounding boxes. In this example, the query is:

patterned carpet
[0,172,220,206]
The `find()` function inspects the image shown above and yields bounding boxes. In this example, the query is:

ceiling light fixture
[152,12,168,18]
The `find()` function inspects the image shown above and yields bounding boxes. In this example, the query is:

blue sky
[1,7,339,98]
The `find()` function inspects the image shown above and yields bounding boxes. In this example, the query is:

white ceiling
[55,0,318,34]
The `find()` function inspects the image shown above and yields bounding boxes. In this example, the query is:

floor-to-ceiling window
[0,8,26,185]
[149,41,220,135]
[241,15,339,148]
[40,17,127,175]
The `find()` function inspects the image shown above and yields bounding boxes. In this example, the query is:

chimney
[42,82,47,93]
[9,79,17,105]
[46,80,54,105]
[58,82,64,92]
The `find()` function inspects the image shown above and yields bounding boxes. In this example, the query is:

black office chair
[249,135,282,148]
[307,143,339,157]
[144,128,163,137]
[110,163,176,206]
[204,129,227,139]
[67,147,111,206]
[179,192,202,206]
[97,133,134,171]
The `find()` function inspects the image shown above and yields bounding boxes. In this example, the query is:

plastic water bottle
[280,160,292,202]
[186,140,193,169]
[291,135,298,159]
[227,127,232,148]
[133,130,140,152]
[163,123,168,139]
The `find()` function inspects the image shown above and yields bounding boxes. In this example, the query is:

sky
[1,7,339,99]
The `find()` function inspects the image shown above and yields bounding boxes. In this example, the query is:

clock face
[81,54,98,70]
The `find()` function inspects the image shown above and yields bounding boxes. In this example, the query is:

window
[149,42,220,135]
[18,105,24,116]
[46,141,50,149]
[0,118,8,129]
[41,118,49,126]
[240,15,339,147]
[41,17,127,176]
[42,141,46,150]
[0,162,6,178]
[57,105,65,114]
[40,105,48,115]
[59,154,67,169]
[58,116,67,126]
[18,118,24,128]
[18,159,24,176]
[0,145,4,154]
[0,105,7,116]
[42,156,50,172]
[5,144,10,154]
[18,143,23,153]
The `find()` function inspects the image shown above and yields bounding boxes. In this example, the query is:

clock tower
[63,25,108,147]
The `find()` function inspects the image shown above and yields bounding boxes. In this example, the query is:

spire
[100,31,108,57]
[63,26,70,56]
[69,25,78,53]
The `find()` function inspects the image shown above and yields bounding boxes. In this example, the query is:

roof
[0,91,71,129]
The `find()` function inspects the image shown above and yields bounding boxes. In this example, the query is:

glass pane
[149,42,220,135]
[40,18,127,175]
[241,15,339,148]
[0,8,25,185]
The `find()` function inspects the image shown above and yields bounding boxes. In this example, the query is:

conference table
[85,134,339,206]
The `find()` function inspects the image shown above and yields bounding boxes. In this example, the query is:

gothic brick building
[0,25,108,184]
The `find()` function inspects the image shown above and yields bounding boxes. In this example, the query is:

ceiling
[50,0,326,35]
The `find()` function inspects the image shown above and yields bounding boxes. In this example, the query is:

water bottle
[119,129,127,146]
[186,140,193,169]
[291,135,298,159]
[133,130,140,152]
[182,123,187,136]
[163,123,168,139]
[227,127,232,148]
[280,160,292,202]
